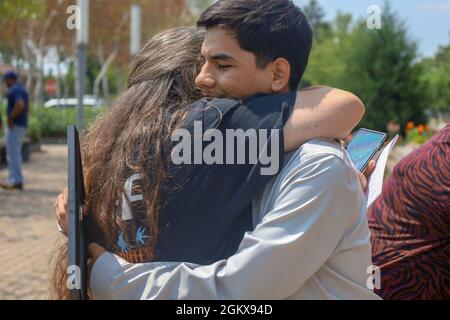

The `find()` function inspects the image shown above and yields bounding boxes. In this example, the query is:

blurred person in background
[1,71,28,191]
[369,124,449,300]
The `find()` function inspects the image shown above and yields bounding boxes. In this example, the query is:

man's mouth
[201,90,227,98]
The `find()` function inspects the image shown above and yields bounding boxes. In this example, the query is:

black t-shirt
[115,91,297,264]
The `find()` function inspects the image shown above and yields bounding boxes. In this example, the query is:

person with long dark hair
[52,0,375,300]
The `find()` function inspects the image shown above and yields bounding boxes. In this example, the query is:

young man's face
[195,27,284,99]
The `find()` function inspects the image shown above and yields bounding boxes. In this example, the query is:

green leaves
[302,1,432,133]
[27,106,107,141]
[0,0,43,20]
[419,44,450,113]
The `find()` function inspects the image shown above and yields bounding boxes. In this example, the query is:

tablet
[67,125,88,300]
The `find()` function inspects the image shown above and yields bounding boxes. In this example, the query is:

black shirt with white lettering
[116,91,297,264]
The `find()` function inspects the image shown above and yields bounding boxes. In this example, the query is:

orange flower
[417,124,424,134]
[425,124,430,132]
[406,121,415,131]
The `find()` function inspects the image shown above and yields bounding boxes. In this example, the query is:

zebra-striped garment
[368,124,449,300]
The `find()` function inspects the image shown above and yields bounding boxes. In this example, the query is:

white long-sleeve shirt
[90,139,381,300]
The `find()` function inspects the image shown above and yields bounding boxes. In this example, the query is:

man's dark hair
[197,0,313,89]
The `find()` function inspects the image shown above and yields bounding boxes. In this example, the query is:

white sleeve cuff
[90,251,128,300]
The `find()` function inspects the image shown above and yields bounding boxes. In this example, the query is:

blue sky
[294,0,450,57]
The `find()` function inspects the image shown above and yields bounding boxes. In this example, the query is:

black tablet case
[67,125,88,300]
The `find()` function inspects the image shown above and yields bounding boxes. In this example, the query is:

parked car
[44,96,105,108]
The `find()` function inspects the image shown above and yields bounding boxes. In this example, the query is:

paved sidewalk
[0,144,67,300]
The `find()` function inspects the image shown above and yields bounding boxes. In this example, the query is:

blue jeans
[6,124,26,184]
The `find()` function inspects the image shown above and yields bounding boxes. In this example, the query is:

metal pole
[130,5,141,59]
[76,44,86,131]
[76,0,89,131]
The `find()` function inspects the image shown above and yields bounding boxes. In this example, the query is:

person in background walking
[1,71,28,190]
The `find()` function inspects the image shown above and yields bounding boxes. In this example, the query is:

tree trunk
[33,53,43,104]
[33,9,58,105]
[93,49,117,100]
[92,12,129,101]
[102,69,110,101]
[55,46,62,97]
[22,31,34,94]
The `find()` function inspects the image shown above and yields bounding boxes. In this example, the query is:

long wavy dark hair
[48,26,205,299]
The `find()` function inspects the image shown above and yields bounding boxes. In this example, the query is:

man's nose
[195,65,216,89]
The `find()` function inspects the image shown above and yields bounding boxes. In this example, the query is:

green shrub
[28,106,106,141]
[1,103,106,141]
[27,115,42,142]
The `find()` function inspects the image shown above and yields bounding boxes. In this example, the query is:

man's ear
[271,58,291,92]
